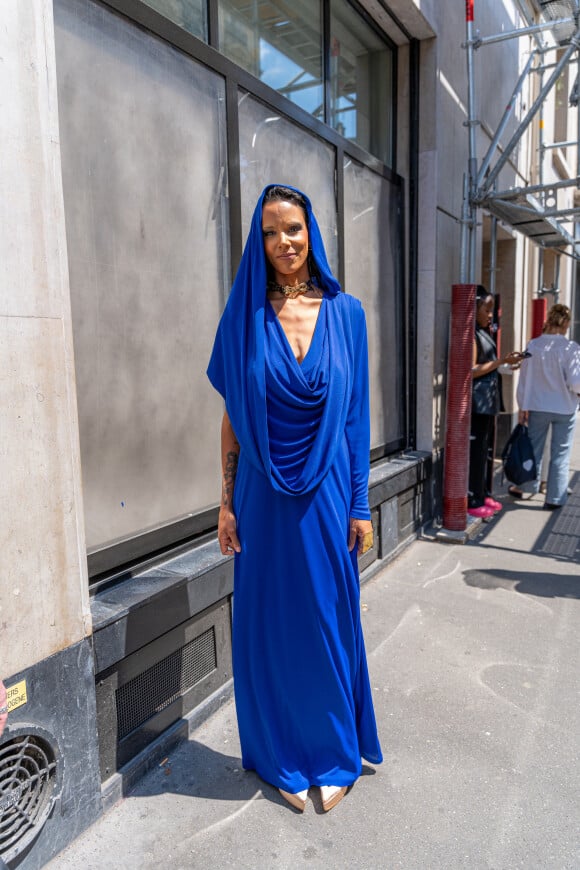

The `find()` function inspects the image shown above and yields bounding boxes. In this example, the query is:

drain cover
[0,730,58,863]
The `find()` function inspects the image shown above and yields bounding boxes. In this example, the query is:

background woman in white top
[514,304,580,509]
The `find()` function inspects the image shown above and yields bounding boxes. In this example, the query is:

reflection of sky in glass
[260,41,323,117]
[258,41,357,142]
[332,96,356,140]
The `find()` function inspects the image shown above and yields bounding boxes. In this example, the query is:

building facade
[1,0,576,865]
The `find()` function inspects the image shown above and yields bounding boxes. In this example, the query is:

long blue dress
[208,185,382,793]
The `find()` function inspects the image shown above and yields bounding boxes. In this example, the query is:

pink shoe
[467,505,495,519]
[484,497,502,512]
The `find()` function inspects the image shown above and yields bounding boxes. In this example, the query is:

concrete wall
[0,0,90,677]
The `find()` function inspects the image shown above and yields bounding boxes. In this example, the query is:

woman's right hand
[218,508,241,556]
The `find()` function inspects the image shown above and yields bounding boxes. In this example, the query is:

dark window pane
[219,0,323,118]
[330,0,394,166]
[141,0,207,41]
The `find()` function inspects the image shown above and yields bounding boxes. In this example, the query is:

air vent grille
[116,626,217,739]
[0,733,57,862]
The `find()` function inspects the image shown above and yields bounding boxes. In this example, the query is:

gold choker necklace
[268,279,315,299]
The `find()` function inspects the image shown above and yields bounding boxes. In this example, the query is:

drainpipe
[539,61,545,190]
[577,52,580,179]
[489,212,498,297]
[465,0,478,282]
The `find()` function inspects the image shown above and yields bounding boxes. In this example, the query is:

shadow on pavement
[463,567,580,599]
[127,739,377,808]
[472,470,580,563]
[129,740,262,801]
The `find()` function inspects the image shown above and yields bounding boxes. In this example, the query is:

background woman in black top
[469,286,523,518]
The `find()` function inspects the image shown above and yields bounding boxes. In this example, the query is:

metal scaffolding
[461,0,580,285]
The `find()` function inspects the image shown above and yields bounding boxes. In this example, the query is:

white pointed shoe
[279,788,308,811]
[320,785,347,812]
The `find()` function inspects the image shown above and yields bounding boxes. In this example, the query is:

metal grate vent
[0,733,58,863]
[116,626,217,740]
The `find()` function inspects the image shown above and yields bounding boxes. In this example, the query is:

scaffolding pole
[476,51,538,189]
[480,31,580,198]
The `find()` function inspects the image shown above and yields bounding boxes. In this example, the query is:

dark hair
[263,185,308,218]
[476,284,493,306]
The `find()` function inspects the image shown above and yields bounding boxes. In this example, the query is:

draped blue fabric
[207,184,382,791]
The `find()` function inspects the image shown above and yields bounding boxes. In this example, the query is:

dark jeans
[469,413,495,507]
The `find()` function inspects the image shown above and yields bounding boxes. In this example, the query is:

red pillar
[443,284,476,531]
[531,298,547,339]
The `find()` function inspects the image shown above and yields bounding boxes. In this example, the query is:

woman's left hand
[349,518,373,554]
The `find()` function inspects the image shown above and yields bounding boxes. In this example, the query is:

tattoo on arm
[222,449,239,507]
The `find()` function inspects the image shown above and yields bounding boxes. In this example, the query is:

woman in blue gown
[207,184,382,812]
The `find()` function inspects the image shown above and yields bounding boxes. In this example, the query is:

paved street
[49,431,580,870]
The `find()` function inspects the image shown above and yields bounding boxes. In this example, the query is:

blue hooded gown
[207,185,382,792]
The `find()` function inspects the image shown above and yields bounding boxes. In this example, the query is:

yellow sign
[6,680,27,712]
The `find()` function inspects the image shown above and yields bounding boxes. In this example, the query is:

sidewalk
[48,430,580,870]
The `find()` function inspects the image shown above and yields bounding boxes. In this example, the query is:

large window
[219,0,394,165]
[120,2,396,167]
[330,0,394,166]
[54,0,405,576]
[219,0,324,117]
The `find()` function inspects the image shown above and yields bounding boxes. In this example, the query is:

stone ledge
[91,539,233,674]
[369,450,432,508]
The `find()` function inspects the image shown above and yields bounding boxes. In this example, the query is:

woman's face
[476,296,494,329]
[262,200,310,285]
